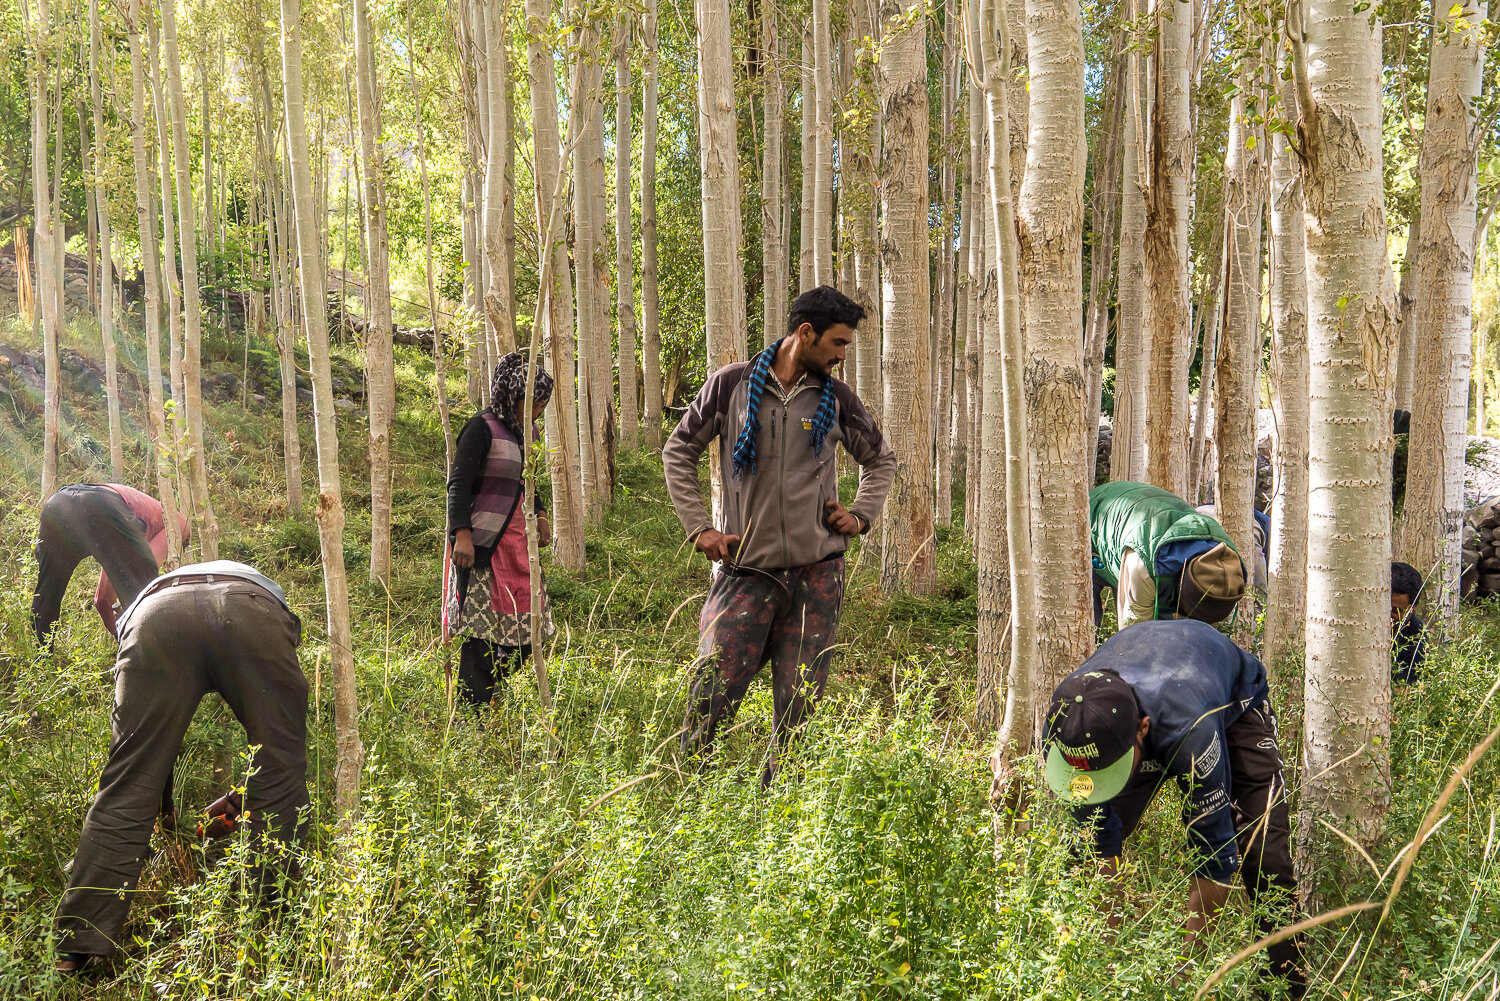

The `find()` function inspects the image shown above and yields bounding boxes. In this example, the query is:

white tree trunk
[147,16,187,446]
[798,24,814,293]
[1018,0,1092,707]
[878,0,935,595]
[88,0,124,479]
[1402,1,1488,623]
[851,0,882,413]
[281,0,363,826]
[641,0,664,449]
[697,0,749,533]
[462,171,483,406]
[572,9,612,523]
[125,0,184,561]
[811,0,834,285]
[935,8,959,527]
[1142,0,1193,496]
[615,14,639,452]
[527,0,587,570]
[1394,217,1419,412]
[407,0,455,468]
[482,0,517,360]
[1111,48,1148,484]
[969,0,1039,776]
[1212,75,1265,646]
[352,0,395,582]
[269,151,304,511]
[1264,71,1309,674]
[25,0,60,501]
[761,0,787,346]
[1083,34,1125,486]
[963,75,988,536]
[1297,0,1397,843]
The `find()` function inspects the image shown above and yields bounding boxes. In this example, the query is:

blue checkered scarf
[730,337,839,479]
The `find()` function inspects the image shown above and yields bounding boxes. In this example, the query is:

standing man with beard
[663,286,897,785]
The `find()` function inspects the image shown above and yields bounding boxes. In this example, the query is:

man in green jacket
[1090,481,1247,630]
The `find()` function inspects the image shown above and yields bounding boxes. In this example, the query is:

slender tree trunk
[572,6,612,522]
[462,172,483,405]
[1264,70,1309,675]
[1083,28,1125,485]
[1142,0,1193,495]
[761,0,787,346]
[89,0,124,479]
[125,0,184,562]
[80,85,96,315]
[851,0,882,415]
[24,0,60,501]
[641,0,664,449]
[1212,73,1265,646]
[1111,46,1148,483]
[1402,1,1488,623]
[353,0,395,582]
[408,0,455,468]
[969,0,1039,777]
[697,0,749,532]
[615,14,639,452]
[259,50,304,512]
[963,76,987,535]
[935,6,959,527]
[148,15,186,427]
[1394,217,1419,413]
[1018,0,1092,706]
[163,0,220,559]
[811,0,834,284]
[1188,218,1227,502]
[877,0,935,594]
[482,0,517,360]
[527,0,586,570]
[281,0,363,826]
[952,138,974,530]
[1295,0,1396,844]
[798,24,814,292]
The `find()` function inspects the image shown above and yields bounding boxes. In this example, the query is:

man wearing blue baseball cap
[1042,620,1304,997]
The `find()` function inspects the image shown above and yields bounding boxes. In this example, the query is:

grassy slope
[0,313,1497,999]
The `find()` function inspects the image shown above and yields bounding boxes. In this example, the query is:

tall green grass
[0,314,1497,998]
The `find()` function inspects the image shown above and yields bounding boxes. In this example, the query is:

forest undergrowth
[0,315,1498,999]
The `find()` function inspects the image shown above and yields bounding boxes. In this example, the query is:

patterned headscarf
[489,352,554,436]
[730,337,839,479]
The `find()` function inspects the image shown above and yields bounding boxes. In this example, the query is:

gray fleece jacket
[662,361,897,570]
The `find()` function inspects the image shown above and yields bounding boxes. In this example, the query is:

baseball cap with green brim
[1043,669,1141,806]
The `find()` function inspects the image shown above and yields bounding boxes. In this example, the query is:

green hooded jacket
[1089,481,1240,619]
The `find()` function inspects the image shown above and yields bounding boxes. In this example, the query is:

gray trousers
[56,578,307,956]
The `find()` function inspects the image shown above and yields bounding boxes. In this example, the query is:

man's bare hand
[452,528,475,569]
[536,515,551,548]
[824,499,863,536]
[694,529,742,564]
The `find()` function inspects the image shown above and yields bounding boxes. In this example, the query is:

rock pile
[1462,496,1500,598]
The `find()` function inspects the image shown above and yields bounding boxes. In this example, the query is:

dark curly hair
[1391,561,1423,601]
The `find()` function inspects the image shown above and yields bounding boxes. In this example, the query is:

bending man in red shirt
[31,483,190,644]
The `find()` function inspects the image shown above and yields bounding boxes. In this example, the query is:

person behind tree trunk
[31,482,191,645]
[662,285,898,786]
[1391,560,1427,684]
[1089,480,1247,630]
[1041,620,1305,998]
[54,561,305,976]
[1195,502,1270,591]
[444,353,556,711]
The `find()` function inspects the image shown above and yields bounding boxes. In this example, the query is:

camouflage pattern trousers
[683,556,845,785]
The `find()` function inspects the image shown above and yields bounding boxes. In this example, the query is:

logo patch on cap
[1069,774,1095,800]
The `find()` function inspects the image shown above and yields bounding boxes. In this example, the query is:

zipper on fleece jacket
[780,404,791,569]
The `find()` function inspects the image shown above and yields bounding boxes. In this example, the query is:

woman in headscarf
[443,352,557,710]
